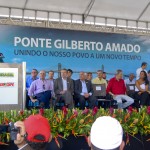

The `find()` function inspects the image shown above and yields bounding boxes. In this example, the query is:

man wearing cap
[88,116,125,150]
[14,114,52,150]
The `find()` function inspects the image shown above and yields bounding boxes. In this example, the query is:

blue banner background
[0,25,150,79]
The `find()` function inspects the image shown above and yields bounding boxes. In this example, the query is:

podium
[0,62,26,111]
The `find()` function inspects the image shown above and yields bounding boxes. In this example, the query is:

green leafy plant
[0,106,150,145]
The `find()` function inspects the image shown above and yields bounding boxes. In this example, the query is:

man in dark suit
[54,68,74,109]
[75,72,97,110]
[48,70,56,107]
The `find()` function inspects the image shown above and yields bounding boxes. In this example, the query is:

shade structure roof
[0,0,150,31]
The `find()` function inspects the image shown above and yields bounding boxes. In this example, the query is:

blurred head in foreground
[89,116,125,150]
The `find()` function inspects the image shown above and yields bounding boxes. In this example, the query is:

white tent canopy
[0,0,150,33]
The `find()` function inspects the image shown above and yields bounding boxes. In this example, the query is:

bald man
[28,70,53,108]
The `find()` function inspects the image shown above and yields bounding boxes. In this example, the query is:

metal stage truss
[0,6,150,35]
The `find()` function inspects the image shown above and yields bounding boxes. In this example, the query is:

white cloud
[11,58,22,63]
[133,35,150,45]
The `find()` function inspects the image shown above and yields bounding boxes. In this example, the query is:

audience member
[92,70,107,108]
[88,116,125,150]
[102,71,106,79]
[14,114,52,150]
[92,70,107,86]
[124,73,136,98]
[54,68,74,109]
[67,69,77,106]
[148,70,150,90]
[84,72,88,80]
[102,71,108,83]
[106,69,134,109]
[26,69,39,90]
[67,69,73,79]
[28,70,52,108]
[74,71,96,110]
[124,73,135,85]
[87,72,93,81]
[48,70,55,91]
[134,71,150,106]
[48,70,55,107]
[67,69,75,84]
[148,70,150,81]
[136,62,147,80]
[48,70,55,80]
[26,69,38,108]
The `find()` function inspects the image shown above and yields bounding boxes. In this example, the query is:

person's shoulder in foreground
[14,114,52,150]
[88,116,125,150]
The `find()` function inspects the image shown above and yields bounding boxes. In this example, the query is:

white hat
[90,116,123,149]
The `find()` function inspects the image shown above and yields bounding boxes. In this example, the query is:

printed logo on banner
[0,72,14,77]
[0,82,15,87]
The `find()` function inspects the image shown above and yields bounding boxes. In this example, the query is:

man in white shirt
[136,62,147,80]
[124,73,136,97]
[124,73,135,85]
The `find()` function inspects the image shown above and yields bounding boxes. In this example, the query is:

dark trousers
[26,90,30,109]
[46,138,63,150]
[36,90,51,109]
[77,95,97,110]
[56,91,74,109]
[134,91,150,106]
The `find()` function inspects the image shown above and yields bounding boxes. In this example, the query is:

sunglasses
[43,84,45,90]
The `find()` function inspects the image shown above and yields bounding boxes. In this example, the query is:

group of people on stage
[26,62,150,109]
[14,61,150,150]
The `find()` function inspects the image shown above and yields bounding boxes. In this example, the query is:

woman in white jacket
[134,70,150,106]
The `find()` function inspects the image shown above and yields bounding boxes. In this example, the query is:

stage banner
[0,68,18,104]
[0,25,150,78]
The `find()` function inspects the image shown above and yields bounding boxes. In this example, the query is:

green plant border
[0,106,150,144]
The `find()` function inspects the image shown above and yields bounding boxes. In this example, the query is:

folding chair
[126,84,136,97]
[92,84,111,108]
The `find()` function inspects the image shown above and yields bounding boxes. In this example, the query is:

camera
[9,122,20,140]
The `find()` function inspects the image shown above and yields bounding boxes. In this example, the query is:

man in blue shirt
[26,69,38,108]
[26,69,39,90]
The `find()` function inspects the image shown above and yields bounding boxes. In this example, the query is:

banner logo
[0,82,14,87]
[0,73,14,77]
